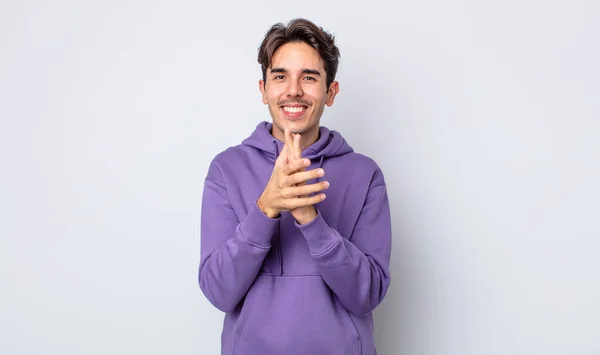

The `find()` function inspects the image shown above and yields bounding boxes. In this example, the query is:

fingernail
[322,181,330,188]
[317,169,324,176]
[321,194,326,200]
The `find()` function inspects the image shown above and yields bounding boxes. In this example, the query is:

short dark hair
[257,18,340,89]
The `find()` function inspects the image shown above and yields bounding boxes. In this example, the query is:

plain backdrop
[1,1,599,354]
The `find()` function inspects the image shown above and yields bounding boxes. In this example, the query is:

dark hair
[257,18,340,90]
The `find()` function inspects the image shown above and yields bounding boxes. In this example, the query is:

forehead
[270,42,325,71]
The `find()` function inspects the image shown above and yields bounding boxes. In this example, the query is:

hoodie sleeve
[296,169,392,316]
[199,163,279,312]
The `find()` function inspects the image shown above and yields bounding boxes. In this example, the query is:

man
[199,18,392,355]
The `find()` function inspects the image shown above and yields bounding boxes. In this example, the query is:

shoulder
[211,145,247,164]
[205,144,257,181]
[330,151,382,174]
[342,152,380,169]
[328,152,387,188]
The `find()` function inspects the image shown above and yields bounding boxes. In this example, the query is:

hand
[257,129,329,220]
[285,130,322,225]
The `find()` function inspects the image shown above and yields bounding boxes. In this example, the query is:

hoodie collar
[242,121,353,162]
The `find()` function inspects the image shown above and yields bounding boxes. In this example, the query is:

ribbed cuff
[295,210,341,255]
[238,202,280,248]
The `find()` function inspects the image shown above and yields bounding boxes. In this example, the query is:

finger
[284,128,294,149]
[284,129,299,160]
[281,157,310,175]
[282,181,329,198]
[276,140,291,166]
[283,129,298,165]
[286,168,324,185]
[293,133,302,160]
[290,134,305,186]
[286,193,327,209]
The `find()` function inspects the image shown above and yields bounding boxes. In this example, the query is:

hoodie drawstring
[316,155,325,183]
[271,139,283,275]
[272,139,279,158]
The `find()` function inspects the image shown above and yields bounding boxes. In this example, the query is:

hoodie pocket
[233,285,260,340]
[337,298,362,355]
[231,275,362,355]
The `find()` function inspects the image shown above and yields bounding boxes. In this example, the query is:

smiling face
[259,41,339,146]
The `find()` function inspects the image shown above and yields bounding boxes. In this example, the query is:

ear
[326,81,339,106]
[259,79,268,104]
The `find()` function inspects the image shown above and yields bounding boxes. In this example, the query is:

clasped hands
[257,128,329,225]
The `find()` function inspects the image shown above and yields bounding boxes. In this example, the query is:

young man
[199,18,392,355]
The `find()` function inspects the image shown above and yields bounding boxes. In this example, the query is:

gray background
[1,0,599,354]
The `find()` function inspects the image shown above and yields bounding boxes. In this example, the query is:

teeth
[283,106,304,113]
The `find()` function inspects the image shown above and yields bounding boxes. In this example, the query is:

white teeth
[283,106,304,113]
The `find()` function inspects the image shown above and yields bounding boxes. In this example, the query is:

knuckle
[292,174,303,185]
[282,176,291,187]
[287,200,298,210]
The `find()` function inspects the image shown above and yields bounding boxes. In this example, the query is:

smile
[283,106,306,113]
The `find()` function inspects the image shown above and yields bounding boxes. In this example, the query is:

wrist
[257,197,279,218]
[293,206,317,225]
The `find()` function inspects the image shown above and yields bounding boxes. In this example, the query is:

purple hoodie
[199,121,392,355]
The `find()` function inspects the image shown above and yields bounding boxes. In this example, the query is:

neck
[272,126,320,151]
[298,130,319,151]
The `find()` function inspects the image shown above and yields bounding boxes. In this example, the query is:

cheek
[264,92,276,104]
[304,86,328,101]
[266,89,284,103]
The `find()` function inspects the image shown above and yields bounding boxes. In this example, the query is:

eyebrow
[270,67,322,76]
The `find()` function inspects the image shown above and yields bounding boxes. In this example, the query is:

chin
[287,125,305,134]
[274,117,317,137]
[285,122,309,134]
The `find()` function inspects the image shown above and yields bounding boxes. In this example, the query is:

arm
[198,163,279,312]
[296,170,392,316]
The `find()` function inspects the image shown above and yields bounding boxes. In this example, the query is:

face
[259,41,339,145]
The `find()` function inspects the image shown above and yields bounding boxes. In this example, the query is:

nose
[286,78,303,97]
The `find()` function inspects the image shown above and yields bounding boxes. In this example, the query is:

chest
[229,159,369,275]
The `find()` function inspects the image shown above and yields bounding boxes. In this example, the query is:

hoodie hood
[241,121,354,162]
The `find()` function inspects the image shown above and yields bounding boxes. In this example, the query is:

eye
[304,76,316,81]
[273,75,285,80]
